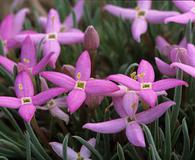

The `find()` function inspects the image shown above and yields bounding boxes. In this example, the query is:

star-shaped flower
[0,36,53,75]
[107,60,188,107]
[0,71,66,122]
[50,138,96,159]
[40,51,119,113]
[83,100,175,147]
[104,0,179,42]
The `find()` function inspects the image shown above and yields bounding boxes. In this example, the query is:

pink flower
[104,0,179,42]
[0,71,66,122]
[40,51,119,113]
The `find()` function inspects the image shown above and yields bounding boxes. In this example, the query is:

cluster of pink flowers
[0,0,194,158]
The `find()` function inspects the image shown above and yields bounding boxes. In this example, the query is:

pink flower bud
[84,25,100,50]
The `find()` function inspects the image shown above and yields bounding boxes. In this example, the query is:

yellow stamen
[130,72,137,80]
[77,72,81,80]
[23,58,30,63]
[18,83,23,90]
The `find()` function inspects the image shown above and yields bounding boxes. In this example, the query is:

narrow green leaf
[143,125,161,160]
[171,69,183,133]
[181,119,190,160]
[62,133,69,160]
[0,156,8,160]
[117,143,125,160]
[25,123,51,160]
[25,132,31,160]
[149,144,157,160]
[172,125,182,148]
[73,136,103,160]
[164,112,171,160]
[185,21,192,43]
[0,40,4,55]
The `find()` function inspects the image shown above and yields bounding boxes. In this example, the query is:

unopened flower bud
[84,25,100,50]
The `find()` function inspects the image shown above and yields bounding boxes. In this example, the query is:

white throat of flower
[46,32,58,40]
[21,97,32,105]
[140,82,152,89]
[135,6,147,18]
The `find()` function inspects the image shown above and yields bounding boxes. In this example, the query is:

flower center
[77,152,84,160]
[191,7,195,13]
[47,32,57,40]
[47,99,56,109]
[135,6,146,17]
[21,97,32,105]
[75,81,86,90]
[141,82,152,89]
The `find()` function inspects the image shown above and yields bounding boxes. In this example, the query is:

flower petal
[64,0,84,28]
[0,97,20,108]
[165,12,195,24]
[137,60,155,82]
[136,101,175,124]
[43,40,60,68]
[80,138,96,158]
[137,90,157,107]
[49,142,77,159]
[155,36,170,56]
[152,79,188,92]
[171,62,195,77]
[112,96,128,118]
[107,74,140,90]
[126,121,145,147]
[155,57,176,76]
[85,79,119,95]
[40,71,75,90]
[32,52,54,75]
[13,8,29,34]
[173,0,195,12]
[18,104,36,122]
[123,92,139,117]
[137,0,151,10]
[187,43,195,67]
[75,51,91,81]
[0,55,16,73]
[66,89,86,113]
[104,4,136,20]
[15,71,34,98]
[58,32,84,44]
[179,37,187,48]
[83,118,126,134]
[146,10,179,23]
[32,87,66,106]
[21,36,36,67]
[131,18,147,43]
[0,14,13,40]
[50,107,69,124]
[40,77,49,91]
[46,9,61,33]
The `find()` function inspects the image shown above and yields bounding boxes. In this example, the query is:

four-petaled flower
[155,36,188,76]
[0,71,66,122]
[10,8,84,68]
[40,51,119,113]
[0,36,53,75]
[50,138,96,159]
[104,0,179,42]
[83,99,175,147]
[107,60,188,107]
